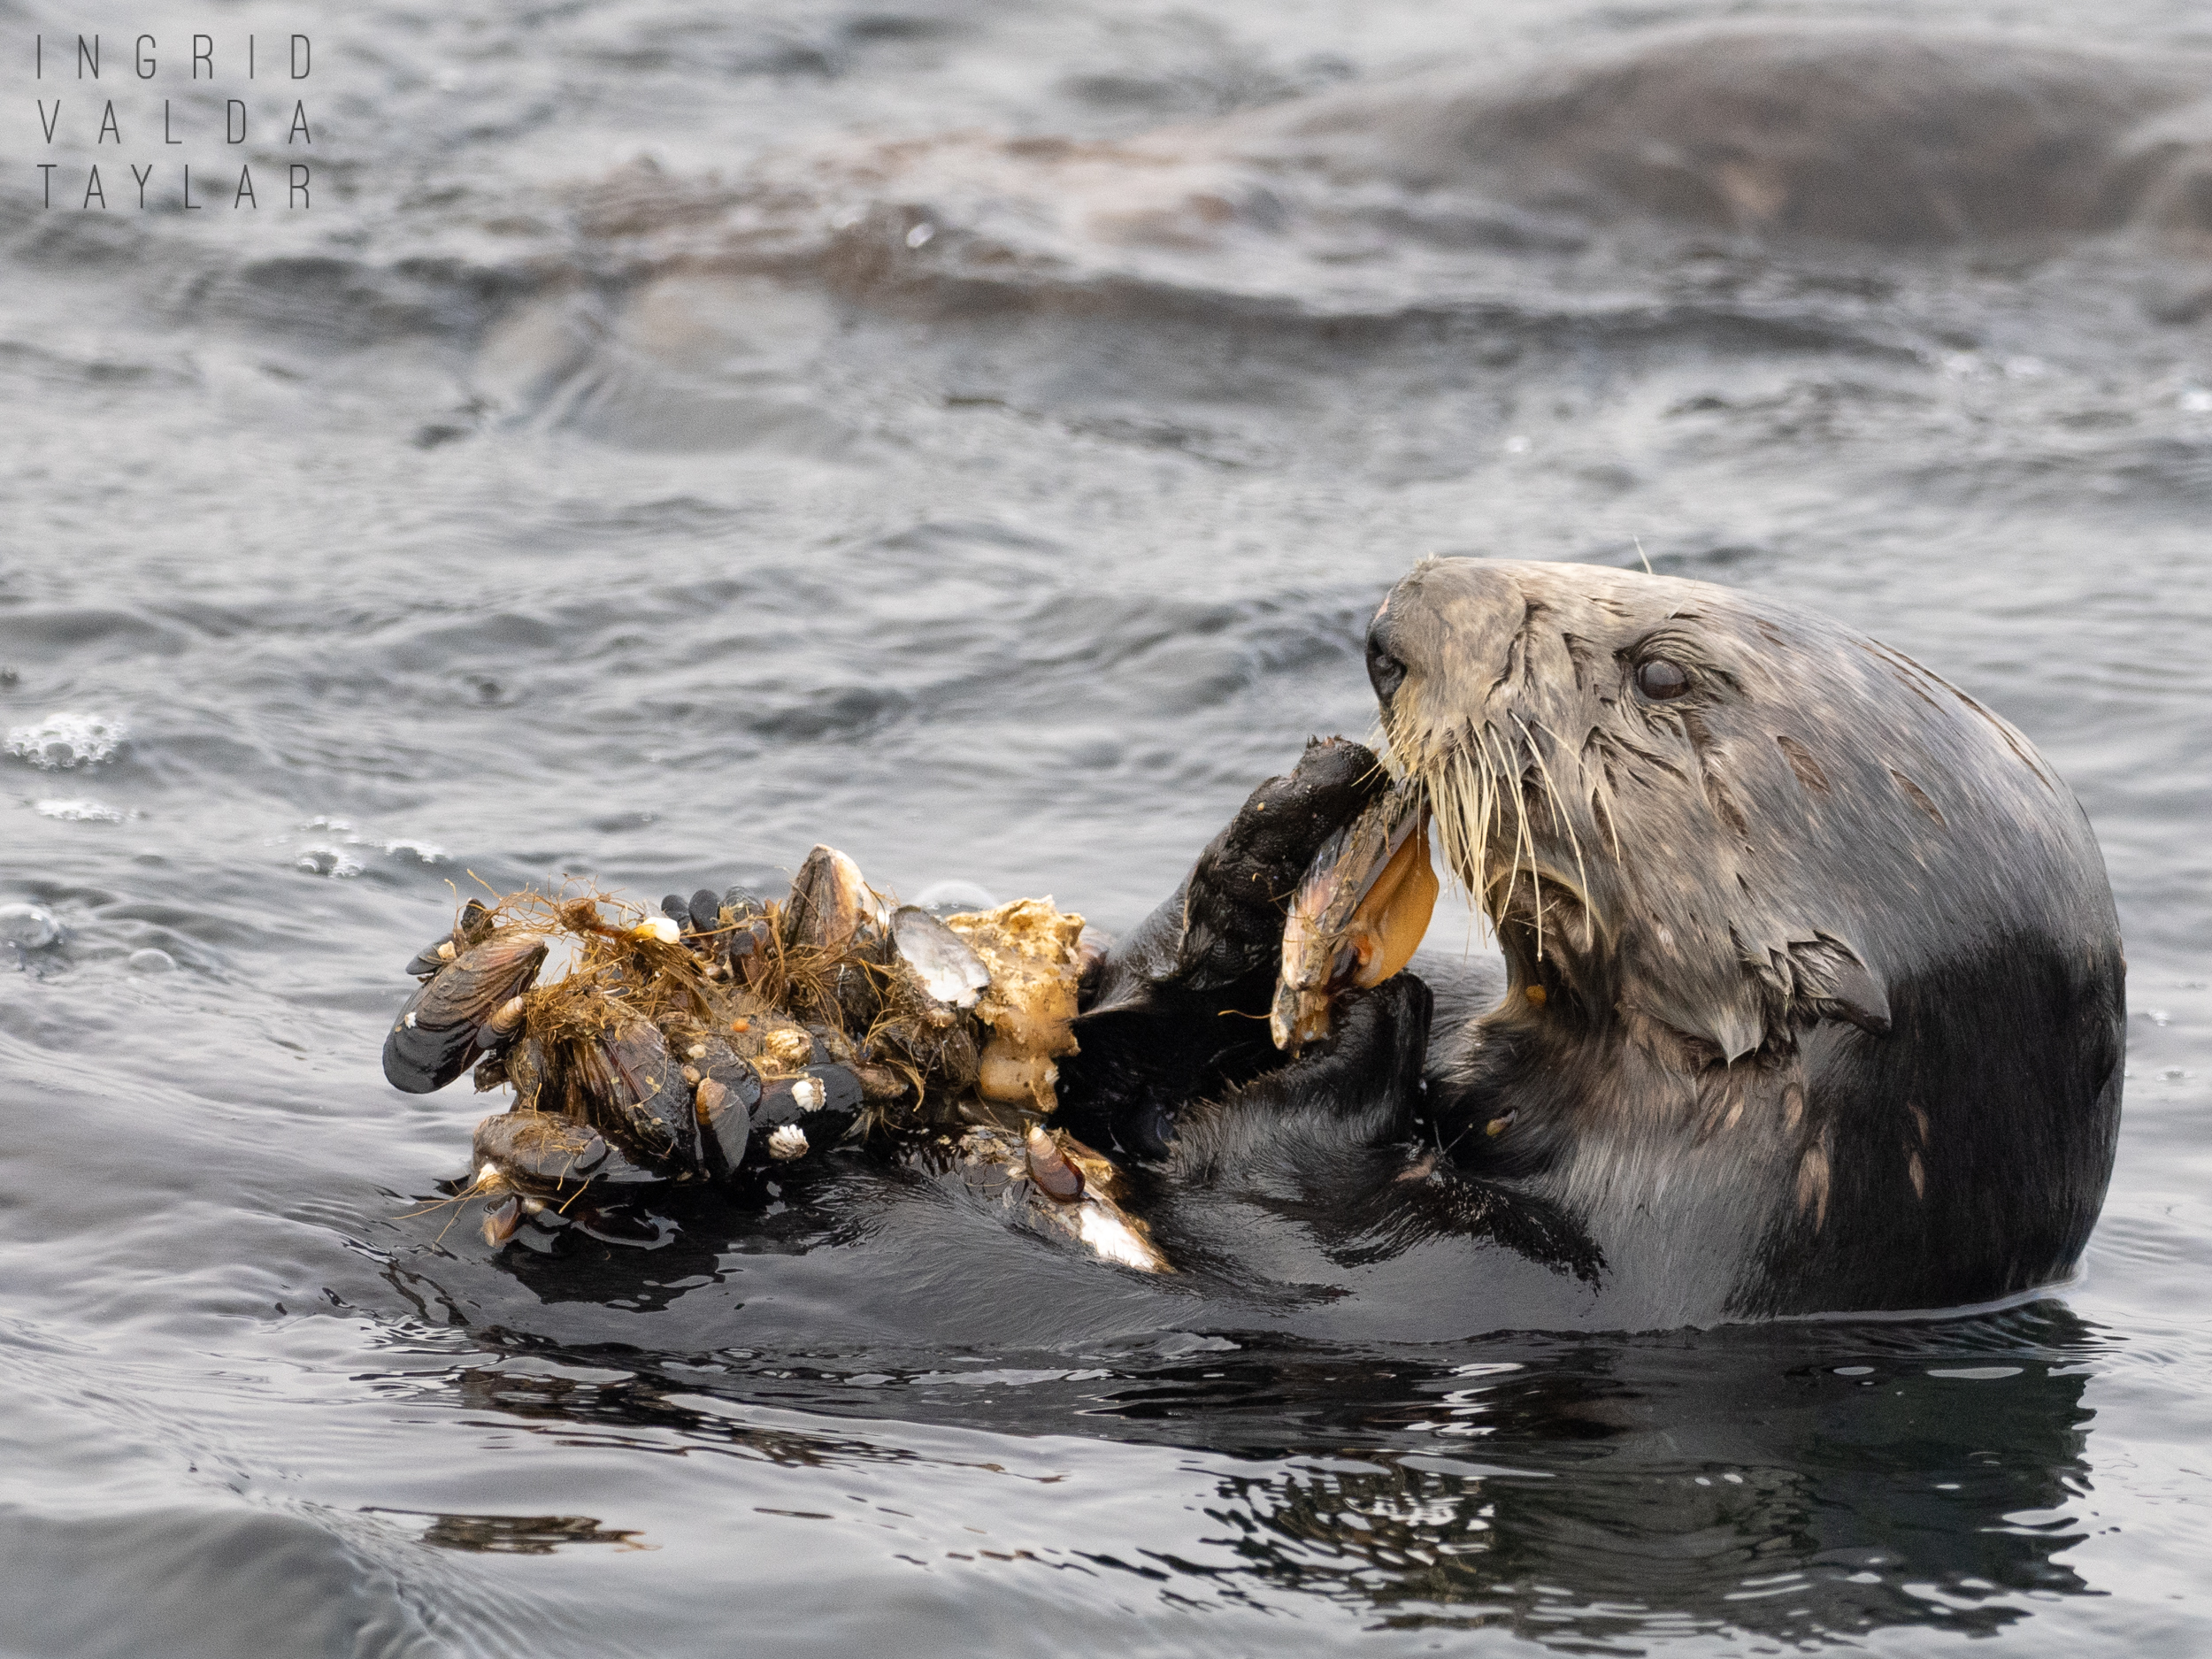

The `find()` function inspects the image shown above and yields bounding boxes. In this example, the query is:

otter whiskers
[1382,705,1609,962]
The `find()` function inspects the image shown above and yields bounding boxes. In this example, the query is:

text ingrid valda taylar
[31,33,315,210]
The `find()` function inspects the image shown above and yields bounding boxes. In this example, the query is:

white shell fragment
[767,1124,810,1160]
[1078,1206,1169,1272]
[634,916,682,944]
[891,906,992,1008]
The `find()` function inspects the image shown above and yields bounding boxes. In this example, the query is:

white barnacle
[792,1076,826,1112]
[767,1124,810,1161]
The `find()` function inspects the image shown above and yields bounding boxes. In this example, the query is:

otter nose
[1366,610,1409,705]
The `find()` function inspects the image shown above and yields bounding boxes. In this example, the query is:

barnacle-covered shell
[944,898,1086,1110]
[955,1125,1170,1272]
[784,844,888,955]
[753,1064,863,1127]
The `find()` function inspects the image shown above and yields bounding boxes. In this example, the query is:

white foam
[295,846,365,879]
[34,799,124,824]
[5,713,127,771]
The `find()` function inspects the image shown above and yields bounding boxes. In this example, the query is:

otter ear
[1786,933,1891,1035]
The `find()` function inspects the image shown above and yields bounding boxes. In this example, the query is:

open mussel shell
[384,929,549,1094]
[1271,786,1438,1050]
[890,906,991,1008]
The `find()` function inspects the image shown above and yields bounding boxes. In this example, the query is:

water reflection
[415,1302,2098,1647]
[1185,1323,2093,1642]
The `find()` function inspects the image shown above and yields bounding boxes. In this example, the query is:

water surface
[4,0,2210,1652]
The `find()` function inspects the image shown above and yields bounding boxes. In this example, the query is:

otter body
[1062,561,2124,1327]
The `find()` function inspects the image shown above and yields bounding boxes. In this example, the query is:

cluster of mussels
[382,843,1117,1254]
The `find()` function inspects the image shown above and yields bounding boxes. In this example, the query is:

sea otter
[392,558,2124,1329]
[1059,559,2125,1325]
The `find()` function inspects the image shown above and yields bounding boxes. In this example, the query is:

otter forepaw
[1177,736,1388,990]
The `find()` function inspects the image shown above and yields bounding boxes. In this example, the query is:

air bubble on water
[906,222,935,249]
[382,839,447,864]
[2145,1008,2171,1025]
[913,879,995,916]
[1502,434,1532,454]
[34,799,124,824]
[0,902,61,949]
[2001,356,2047,380]
[127,948,175,973]
[2179,388,2212,413]
[4,712,127,771]
[295,846,365,879]
[306,815,355,833]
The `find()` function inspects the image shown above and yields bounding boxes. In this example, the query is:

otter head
[1368,557,2123,1310]
[1371,557,1962,1064]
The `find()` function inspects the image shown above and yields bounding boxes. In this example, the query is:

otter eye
[1636,658,1691,701]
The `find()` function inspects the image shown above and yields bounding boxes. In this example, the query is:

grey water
[3,0,2210,1652]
